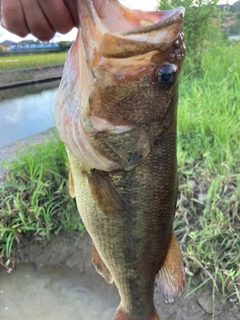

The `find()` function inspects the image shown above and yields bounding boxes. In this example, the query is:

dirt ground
[0,131,239,319]
[4,232,239,320]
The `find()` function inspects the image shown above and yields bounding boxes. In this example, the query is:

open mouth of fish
[80,0,185,62]
[55,0,185,171]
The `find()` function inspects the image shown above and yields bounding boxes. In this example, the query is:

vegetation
[155,0,240,305]
[0,1,239,313]
[0,40,239,305]
[217,0,240,36]
[159,0,219,72]
[0,52,66,72]
[0,134,84,269]
[176,41,240,306]
[218,0,240,13]
[58,41,73,52]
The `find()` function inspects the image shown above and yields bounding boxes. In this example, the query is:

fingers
[1,0,29,38]
[38,0,75,34]
[64,0,108,25]
[0,0,2,25]
[63,0,79,27]
[20,0,55,41]
[1,0,76,41]
[0,0,109,42]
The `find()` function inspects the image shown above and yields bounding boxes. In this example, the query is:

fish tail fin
[156,231,185,303]
[114,305,159,320]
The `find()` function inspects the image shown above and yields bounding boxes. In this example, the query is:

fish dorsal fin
[156,231,185,303]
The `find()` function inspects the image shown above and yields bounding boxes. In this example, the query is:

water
[0,235,120,320]
[0,82,59,147]
[0,264,118,320]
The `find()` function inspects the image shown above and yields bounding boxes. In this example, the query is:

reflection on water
[0,264,118,320]
[0,84,59,147]
[0,80,60,102]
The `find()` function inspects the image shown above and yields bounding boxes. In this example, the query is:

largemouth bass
[55,1,185,319]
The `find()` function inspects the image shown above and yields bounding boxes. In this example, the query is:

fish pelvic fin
[92,243,113,284]
[68,168,75,198]
[114,305,159,320]
[156,231,185,303]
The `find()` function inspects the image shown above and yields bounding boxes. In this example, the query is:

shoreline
[0,65,63,88]
[0,75,62,90]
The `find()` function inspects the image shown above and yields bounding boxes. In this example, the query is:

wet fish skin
[55,1,185,319]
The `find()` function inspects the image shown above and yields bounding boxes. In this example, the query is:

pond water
[0,81,60,148]
[0,233,236,320]
[0,264,118,320]
[0,235,120,320]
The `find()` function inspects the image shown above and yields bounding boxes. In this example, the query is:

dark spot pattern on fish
[54,1,185,319]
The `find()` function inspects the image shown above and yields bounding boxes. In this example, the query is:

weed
[175,41,240,302]
[0,41,239,306]
[0,53,66,71]
[0,132,84,267]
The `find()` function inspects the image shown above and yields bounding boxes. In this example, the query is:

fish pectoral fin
[156,231,185,303]
[85,169,131,216]
[92,243,113,284]
[68,168,75,198]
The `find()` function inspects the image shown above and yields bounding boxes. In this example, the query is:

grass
[0,53,66,71]
[0,132,84,269]
[0,40,239,309]
[175,41,240,305]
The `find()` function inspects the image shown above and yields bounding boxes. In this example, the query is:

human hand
[0,0,108,41]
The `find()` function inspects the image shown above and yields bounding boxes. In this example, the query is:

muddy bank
[0,232,238,320]
[0,65,63,88]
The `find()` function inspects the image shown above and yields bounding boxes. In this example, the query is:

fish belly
[67,128,177,318]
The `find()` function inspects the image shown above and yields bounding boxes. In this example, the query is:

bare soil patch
[2,232,238,320]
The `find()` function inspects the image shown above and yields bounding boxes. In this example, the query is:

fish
[54,0,185,319]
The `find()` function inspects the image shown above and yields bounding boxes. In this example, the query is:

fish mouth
[101,7,185,58]
[116,7,185,35]
[78,0,185,60]
[55,1,185,172]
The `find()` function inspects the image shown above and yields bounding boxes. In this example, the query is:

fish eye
[156,64,177,88]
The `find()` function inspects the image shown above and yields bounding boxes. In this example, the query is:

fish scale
[55,1,185,319]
